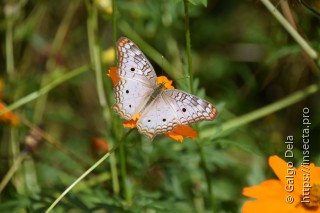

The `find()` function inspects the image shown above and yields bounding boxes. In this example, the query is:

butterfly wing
[113,37,157,120]
[137,89,218,139]
[164,89,217,124]
[136,92,180,139]
[116,37,157,85]
[113,79,154,120]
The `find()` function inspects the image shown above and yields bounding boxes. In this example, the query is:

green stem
[0,152,27,193]
[183,0,193,94]
[119,141,131,205]
[33,2,80,124]
[87,3,107,107]
[182,1,214,212]
[45,130,133,213]
[196,141,215,212]
[183,1,214,212]
[112,0,117,64]
[260,0,318,59]
[86,0,120,195]
[0,65,88,116]
[203,84,319,138]
[5,18,15,80]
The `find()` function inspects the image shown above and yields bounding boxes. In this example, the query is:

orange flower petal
[166,125,198,143]
[243,155,320,213]
[242,179,301,213]
[269,155,294,186]
[242,199,297,213]
[157,76,174,89]
[0,103,20,126]
[122,114,140,128]
[243,179,282,199]
[295,163,320,193]
[166,131,184,143]
[0,79,4,100]
[107,67,120,86]
[91,137,109,152]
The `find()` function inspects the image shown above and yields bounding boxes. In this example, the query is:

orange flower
[0,103,20,126]
[242,155,320,213]
[165,125,197,143]
[107,69,197,142]
[91,137,109,153]
[107,67,120,86]
[0,78,4,100]
[122,113,141,128]
[157,76,174,89]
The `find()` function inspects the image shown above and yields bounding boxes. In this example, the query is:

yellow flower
[102,47,115,65]
[107,68,198,142]
[242,155,320,213]
[95,0,112,14]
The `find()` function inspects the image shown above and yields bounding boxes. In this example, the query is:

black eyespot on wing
[182,108,186,112]
[130,68,135,71]
[126,90,129,94]
[162,118,166,122]
[148,120,151,122]
[129,105,131,108]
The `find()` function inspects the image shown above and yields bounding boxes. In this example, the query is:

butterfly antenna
[161,56,165,76]
[299,0,320,17]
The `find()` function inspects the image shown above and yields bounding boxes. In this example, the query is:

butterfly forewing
[117,37,157,86]
[114,37,158,120]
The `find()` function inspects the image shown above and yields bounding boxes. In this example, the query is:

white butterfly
[113,37,218,139]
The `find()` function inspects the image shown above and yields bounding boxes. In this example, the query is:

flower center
[302,183,320,210]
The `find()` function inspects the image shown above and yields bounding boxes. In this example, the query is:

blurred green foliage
[0,0,319,212]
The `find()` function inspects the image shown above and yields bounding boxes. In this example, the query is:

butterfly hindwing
[137,89,217,139]
[136,93,181,139]
[113,79,153,120]
[162,89,217,125]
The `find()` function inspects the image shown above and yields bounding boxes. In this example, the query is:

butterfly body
[113,37,217,139]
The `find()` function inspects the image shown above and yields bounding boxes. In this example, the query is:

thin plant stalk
[21,117,90,167]
[0,65,88,116]
[86,3,107,108]
[195,140,215,212]
[45,130,132,213]
[111,0,132,202]
[33,1,80,124]
[183,0,193,94]
[112,0,117,61]
[0,153,27,193]
[183,1,215,212]
[260,0,318,59]
[119,142,131,205]
[203,84,319,138]
[5,12,15,80]
[86,0,120,195]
